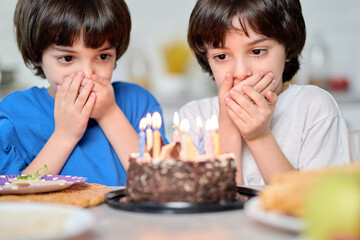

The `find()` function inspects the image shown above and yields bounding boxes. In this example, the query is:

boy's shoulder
[289,84,337,104]
[112,81,152,96]
[0,87,46,106]
[112,81,159,104]
[285,84,340,115]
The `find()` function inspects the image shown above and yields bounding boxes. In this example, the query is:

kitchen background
[1,0,360,141]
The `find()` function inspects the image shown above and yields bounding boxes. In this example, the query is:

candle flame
[205,118,214,131]
[180,119,190,132]
[146,113,152,127]
[173,112,179,127]
[152,112,162,129]
[196,116,203,131]
[211,115,219,130]
[139,117,147,130]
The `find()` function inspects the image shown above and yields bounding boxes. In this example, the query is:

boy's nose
[82,63,94,79]
[233,60,252,81]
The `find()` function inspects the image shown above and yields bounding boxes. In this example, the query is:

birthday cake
[125,142,237,203]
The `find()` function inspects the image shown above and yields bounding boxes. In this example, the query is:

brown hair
[14,0,131,79]
[188,0,306,82]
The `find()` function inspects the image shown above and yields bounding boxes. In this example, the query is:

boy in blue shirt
[0,0,167,185]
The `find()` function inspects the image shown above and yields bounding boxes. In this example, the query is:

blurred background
[1,0,360,141]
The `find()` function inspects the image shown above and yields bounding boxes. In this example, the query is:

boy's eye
[58,56,73,63]
[215,54,227,60]
[99,54,110,60]
[251,49,266,56]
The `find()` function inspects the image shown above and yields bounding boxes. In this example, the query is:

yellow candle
[212,115,220,156]
[152,112,162,158]
[146,113,153,151]
[205,118,214,156]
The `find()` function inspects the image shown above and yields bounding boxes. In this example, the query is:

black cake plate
[105,186,259,214]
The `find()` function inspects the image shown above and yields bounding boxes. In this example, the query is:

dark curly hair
[14,0,131,79]
[188,0,306,82]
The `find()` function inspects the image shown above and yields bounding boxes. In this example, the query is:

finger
[232,71,264,94]
[242,85,268,109]
[67,72,84,103]
[260,79,277,96]
[80,77,90,88]
[58,74,75,97]
[75,79,94,110]
[253,72,274,95]
[81,92,96,117]
[228,89,256,121]
[91,74,108,86]
[265,90,278,110]
[225,94,247,121]
[219,72,234,99]
[226,105,246,130]
[90,74,112,93]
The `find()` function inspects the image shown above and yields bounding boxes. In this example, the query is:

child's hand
[218,72,234,109]
[225,85,278,141]
[87,74,117,121]
[54,72,96,142]
[232,71,276,97]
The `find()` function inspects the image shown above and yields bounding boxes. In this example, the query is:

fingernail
[229,90,234,96]
[258,71,265,76]
[77,72,84,77]
[225,97,230,103]
[268,72,274,78]
[242,85,248,91]
[88,80,93,85]
[70,73,75,78]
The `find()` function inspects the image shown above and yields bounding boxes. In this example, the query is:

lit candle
[173,112,180,142]
[212,115,220,156]
[205,118,214,156]
[196,116,205,155]
[138,118,147,159]
[152,112,162,159]
[146,113,153,151]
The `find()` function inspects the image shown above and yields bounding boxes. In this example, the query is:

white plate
[0,175,87,194]
[0,202,95,240]
[244,197,305,232]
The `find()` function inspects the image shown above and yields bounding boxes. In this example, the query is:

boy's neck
[47,87,55,99]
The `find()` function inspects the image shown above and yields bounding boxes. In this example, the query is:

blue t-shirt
[0,81,167,186]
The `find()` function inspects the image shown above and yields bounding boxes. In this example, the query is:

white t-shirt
[179,84,350,185]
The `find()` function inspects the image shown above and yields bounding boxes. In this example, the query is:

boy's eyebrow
[248,37,269,45]
[97,46,115,52]
[52,46,76,53]
[52,45,114,52]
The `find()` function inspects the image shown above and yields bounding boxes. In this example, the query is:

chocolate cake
[125,142,237,203]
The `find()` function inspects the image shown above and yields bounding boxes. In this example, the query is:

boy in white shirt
[179,0,350,185]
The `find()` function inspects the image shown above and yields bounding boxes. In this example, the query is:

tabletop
[71,186,301,240]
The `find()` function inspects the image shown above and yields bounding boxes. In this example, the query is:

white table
[73,186,301,240]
